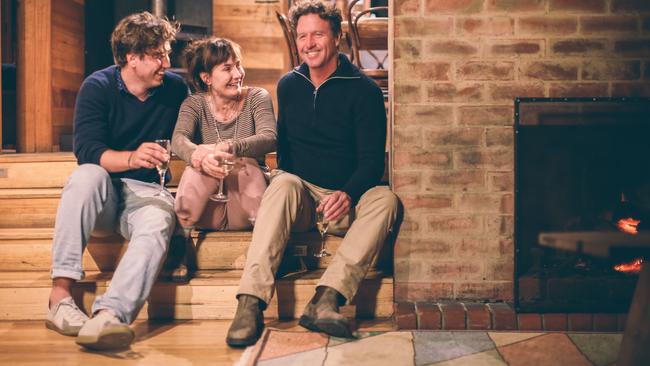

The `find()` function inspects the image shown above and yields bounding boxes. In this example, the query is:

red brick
[425,40,479,56]
[393,171,422,192]
[487,0,545,12]
[522,61,579,81]
[394,238,454,258]
[458,149,513,170]
[550,0,606,12]
[543,314,568,331]
[427,215,483,234]
[568,313,593,331]
[400,194,454,211]
[518,313,542,330]
[518,276,541,300]
[394,150,452,168]
[582,61,641,80]
[457,16,515,36]
[458,193,506,214]
[612,0,650,13]
[489,172,514,191]
[428,261,484,281]
[395,282,455,302]
[593,314,618,331]
[458,282,514,301]
[394,302,418,329]
[518,17,578,36]
[486,215,514,236]
[489,83,546,102]
[395,39,422,60]
[394,105,454,126]
[416,303,442,329]
[550,39,608,56]
[395,0,420,15]
[618,313,628,331]
[458,106,513,126]
[440,302,466,330]
[425,0,483,14]
[457,61,515,81]
[394,82,422,103]
[465,303,492,330]
[395,17,453,37]
[488,303,516,330]
[488,40,544,56]
[457,238,514,257]
[428,170,486,192]
[486,128,513,147]
[394,127,423,149]
[614,39,650,57]
[426,83,484,103]
[580,16,640,34]
[612,82,650,96]
[484,260,514,281]
[425,128,483,146]
[398,218,421,235]
[395,61,451,81]
[549,83,609,97]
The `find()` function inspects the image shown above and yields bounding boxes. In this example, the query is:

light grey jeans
[50,164,175,324]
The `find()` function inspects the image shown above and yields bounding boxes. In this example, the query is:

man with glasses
[45,12,187,350]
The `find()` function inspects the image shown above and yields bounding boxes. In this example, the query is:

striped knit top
[171,87,277,165]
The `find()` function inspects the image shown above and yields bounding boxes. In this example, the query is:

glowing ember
[614,258,644,274]
[617,217,641,235]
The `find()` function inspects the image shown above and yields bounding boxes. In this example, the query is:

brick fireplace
[391,0,650,317]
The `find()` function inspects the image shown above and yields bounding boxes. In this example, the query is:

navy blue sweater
[277,54,386,203]
[73,66,188,183]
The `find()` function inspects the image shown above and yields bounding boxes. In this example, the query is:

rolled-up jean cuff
[51,268,84,281]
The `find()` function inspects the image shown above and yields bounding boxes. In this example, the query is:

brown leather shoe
[298,286,353,338]
[226,295,264,347]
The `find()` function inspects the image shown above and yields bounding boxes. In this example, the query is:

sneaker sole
[45,320,80,337]
[76,325,135,351]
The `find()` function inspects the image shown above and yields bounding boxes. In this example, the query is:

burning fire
[614,258,644,274]
[617,217,641,235]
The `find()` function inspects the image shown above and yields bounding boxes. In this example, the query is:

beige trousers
[237,170,399,306]
[174,158,267,230]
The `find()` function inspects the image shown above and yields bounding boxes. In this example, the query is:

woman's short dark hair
[111,11,179,67]
[183,37,243,92]
[289,0,342,37]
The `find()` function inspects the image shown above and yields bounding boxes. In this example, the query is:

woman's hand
[200,151,235,179]
[190,144,213,169]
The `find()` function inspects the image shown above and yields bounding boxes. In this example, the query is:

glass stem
[218,179,225,195]
[159,171,165,189]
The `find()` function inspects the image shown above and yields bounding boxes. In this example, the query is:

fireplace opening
[515,98,650,313]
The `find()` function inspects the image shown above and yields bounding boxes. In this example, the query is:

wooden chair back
[275,10,300,70]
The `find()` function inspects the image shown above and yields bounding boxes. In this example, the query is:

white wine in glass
[314,209,331,258]
[154,139,171,197]
[209,139,235,202]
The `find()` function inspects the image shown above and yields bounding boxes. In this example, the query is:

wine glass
[209,139,235,202]
[154,139,171,197]
[314,207,331,258]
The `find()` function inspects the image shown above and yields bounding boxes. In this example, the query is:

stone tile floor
[243,329,622,366]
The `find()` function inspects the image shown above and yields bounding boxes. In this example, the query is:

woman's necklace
[209,92,241,142]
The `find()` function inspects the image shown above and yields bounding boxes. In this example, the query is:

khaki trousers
[237,170,399,306]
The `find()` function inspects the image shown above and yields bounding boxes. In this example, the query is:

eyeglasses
[147,49,171,62]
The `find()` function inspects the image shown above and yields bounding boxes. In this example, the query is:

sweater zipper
[293,70,360,110]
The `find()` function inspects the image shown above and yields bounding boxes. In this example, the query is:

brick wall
[392,0,650,302]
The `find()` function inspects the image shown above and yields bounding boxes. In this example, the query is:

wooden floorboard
[0,319,393,365]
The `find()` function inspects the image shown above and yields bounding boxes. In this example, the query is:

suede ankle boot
[298,286,353,338]
[226,295,264,347]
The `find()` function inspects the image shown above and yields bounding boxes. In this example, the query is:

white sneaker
[45,297,89,336]
[75,310,134,350]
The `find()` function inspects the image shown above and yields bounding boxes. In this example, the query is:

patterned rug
[236,328,622,366]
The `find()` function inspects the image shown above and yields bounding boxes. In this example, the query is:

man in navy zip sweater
[227,0,398,347]
[45,12,188,351]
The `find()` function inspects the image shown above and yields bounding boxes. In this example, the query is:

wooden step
[0,269,393,320]
[0,228,392,272]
